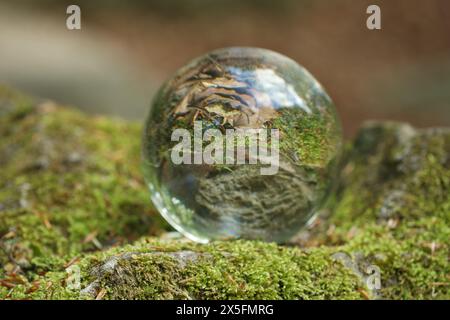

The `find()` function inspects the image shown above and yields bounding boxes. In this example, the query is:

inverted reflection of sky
[227,66,311,113]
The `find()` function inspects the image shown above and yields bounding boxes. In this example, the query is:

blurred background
[1,0,449,137]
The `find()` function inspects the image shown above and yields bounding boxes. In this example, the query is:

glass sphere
[143,47,342,243]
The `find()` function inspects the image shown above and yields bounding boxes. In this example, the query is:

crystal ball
[142,47,342,243]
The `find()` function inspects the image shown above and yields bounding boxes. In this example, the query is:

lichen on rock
[0,86,448,300]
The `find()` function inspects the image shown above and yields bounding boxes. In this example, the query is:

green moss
[5,239,364,300]
[0,88,167,291]
[1,87,448,300]
[272,108,340,167]
[340,217,449,299]
[331,122,449,224]
[306,122,450,299]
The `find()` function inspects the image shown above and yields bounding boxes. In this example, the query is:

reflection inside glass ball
[143,47,342,243]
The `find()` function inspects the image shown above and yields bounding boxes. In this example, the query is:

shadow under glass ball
[142,47,342,243]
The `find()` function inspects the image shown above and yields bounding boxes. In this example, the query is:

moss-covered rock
[0,87,167,294]
[0,86,448,299]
